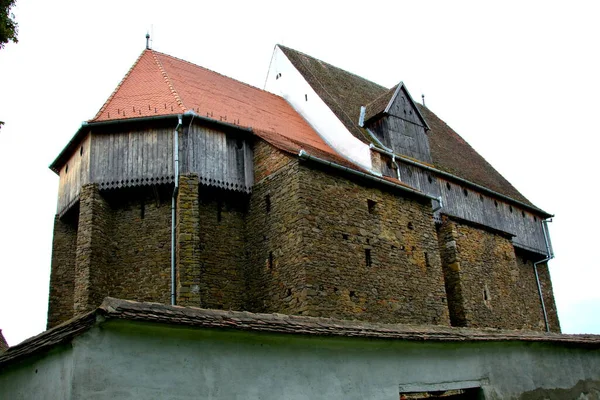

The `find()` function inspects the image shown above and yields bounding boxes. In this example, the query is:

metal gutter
[369,144,553,218]
[298,150,442,207]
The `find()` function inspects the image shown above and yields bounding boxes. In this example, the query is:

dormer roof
[364,82,429,130]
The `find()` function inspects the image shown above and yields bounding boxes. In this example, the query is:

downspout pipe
[298,150,440,204]
[534,219,554,332]
[171,115,183,306]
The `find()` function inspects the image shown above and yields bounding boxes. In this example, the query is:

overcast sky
[0,0,598,345]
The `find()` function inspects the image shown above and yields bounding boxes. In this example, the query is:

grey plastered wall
[3,321,597,399]
[0,345,74,400]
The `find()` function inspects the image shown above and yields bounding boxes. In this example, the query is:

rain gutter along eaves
[298,150,440,204]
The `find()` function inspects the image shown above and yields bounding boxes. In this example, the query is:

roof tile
[278,45,534,206]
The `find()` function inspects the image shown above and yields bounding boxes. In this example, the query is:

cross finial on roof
[421,94,425,107]
[146,33,151,50]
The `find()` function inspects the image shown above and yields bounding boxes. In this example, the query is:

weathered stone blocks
[437,216,560,331]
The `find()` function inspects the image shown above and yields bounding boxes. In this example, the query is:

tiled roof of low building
[2,298,599,369]
[278,45,534,206]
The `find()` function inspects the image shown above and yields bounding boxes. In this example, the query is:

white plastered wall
[264,46,372,171]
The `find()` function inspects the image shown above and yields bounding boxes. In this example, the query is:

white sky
[0,0,599,346]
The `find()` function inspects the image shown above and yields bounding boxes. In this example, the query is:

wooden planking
[56,135,91,215]
[90,128,174,189]
[185,125,252,192]
[370,115,431,163]
[57,124,253,215]
[396,159,547,255]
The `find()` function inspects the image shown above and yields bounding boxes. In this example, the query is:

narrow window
[407,222,414,230]
[522,211,526,218]
[65,164,69,173]
[80,146,84,156]
[367,199,377,214]
[265,194,271,213]
[305,94,308,101]
[342,233,349,240]
[427,175,433,184]
[446,182,451,190]
[509,205,513,213]
[268,251,274,269]
[494,200,498,208]
[479,194,484,202]
[463,188,468,197]
[365,249,372,267]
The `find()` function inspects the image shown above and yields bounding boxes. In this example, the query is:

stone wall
[47,139,559,331]
[194,183,247,310]
[48,185,174,327]
[47,209,79,328]
[514,250,560,332]
[245,140,449,324]
[437,216,560,331]
[176,175,201,306]
[296,163,450,325]
[244,141,306,313]
[73,184,111,315]
[104,186,172,305]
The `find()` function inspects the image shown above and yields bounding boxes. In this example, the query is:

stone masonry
[437,216,560,331]
[73,184,111,316]
[48,138,557,331]
[244,140,450,325]
[296,163,450,325]
[245,142,304,314]
[47,211,78,328]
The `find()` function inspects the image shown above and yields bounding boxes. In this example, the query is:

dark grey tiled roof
[0,330,8,352]
[278,45,535,207]
[2,298,600,369]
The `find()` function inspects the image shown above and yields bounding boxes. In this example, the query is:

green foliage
[0,0,18,49]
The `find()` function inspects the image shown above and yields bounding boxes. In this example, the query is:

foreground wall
[2,321,599,399]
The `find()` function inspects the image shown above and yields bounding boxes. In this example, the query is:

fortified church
[5,43,600,400]
[45,44,559,333]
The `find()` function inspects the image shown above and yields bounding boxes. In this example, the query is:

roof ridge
[151,49,286,102]
[277,45,388,91]
[151,51,186,113]
[92,49,147,121]
[278,45,373,142]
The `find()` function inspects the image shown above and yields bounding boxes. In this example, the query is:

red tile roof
[86,49,421,193]
[92,49,334,156]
